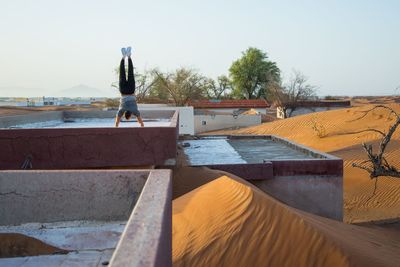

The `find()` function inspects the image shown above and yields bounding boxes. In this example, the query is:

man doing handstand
[115,46,144,128]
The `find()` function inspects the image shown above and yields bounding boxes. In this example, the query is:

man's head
[124,111,132,120]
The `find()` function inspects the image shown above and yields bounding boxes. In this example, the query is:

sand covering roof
[241,108,260,115]
[172,171,400,267]
[210,103,400,223]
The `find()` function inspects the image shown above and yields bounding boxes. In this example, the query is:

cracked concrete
[0,170,148,226]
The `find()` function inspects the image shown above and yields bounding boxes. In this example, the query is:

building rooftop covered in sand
[0,105,399,266]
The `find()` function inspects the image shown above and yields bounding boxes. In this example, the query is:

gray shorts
[117,95,140,118]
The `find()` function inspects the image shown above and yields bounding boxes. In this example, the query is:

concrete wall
[139,105,194,135]
[0,169,173,267]
[252,175,343,221]
[0,110,179,169]
[110,170,172,267]
[64,109,176,120]
[202,108,266,114]
[194,114,261,133]
[0,170,149,225]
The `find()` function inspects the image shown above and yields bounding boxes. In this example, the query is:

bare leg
[136,116,144,127]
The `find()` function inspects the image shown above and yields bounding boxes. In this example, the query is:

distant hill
[54,84,118,98]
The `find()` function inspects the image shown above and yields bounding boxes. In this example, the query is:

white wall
[138,104,194,135]
[277,106,348,119]
[194,114,261,133]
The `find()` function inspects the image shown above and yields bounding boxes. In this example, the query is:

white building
[188,99,269,115]
[187,99,268,133]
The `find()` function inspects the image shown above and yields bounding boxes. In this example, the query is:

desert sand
[0,233,67,258]
[211,103,400,223]
[172,171,400,267]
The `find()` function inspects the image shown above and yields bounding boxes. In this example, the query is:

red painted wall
[0,127,177,169]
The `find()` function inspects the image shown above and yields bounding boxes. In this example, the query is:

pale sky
[0,0,399,97]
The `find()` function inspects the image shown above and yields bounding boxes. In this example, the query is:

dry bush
[310,115,327,138]
[105,98,119,109]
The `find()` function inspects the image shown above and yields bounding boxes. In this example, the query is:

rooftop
[188,99,269,109]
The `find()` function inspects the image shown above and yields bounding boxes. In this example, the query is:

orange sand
[173,174,400,267]
[241,108,259,115]
[212,103,400,223]
[0,233,68,258]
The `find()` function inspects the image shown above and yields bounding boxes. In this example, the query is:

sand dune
[211,104,400,223]
[173,174,400,267]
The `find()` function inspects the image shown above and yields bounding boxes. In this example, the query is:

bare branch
[352,105,400,179]
[352,162,373,174]
[348,105,400,122]
[269,70,316,118]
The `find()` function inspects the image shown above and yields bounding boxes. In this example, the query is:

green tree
[229,47,280,99]
[206,75,232,99]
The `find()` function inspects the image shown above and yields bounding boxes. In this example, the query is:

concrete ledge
[0,110,179,169]
[110,169,172,267]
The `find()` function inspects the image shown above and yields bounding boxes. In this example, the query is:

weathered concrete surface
[0,126,178,170]
[194,114,261,133]
[0,221,126,251]
[180,135,343,177]
[252,175,343,221]
[206,162,274,180]
[0,170,148,225]
[0,250,115,267]
[270,159,343,177]
[0,169,172,267]
[110,169,172,267]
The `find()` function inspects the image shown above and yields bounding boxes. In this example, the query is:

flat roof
[188,99,269,109]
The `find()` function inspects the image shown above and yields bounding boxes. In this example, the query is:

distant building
[0,97,93,107]
[188,99,269,115]
[276,100,351,119]
[186,99,268,133]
